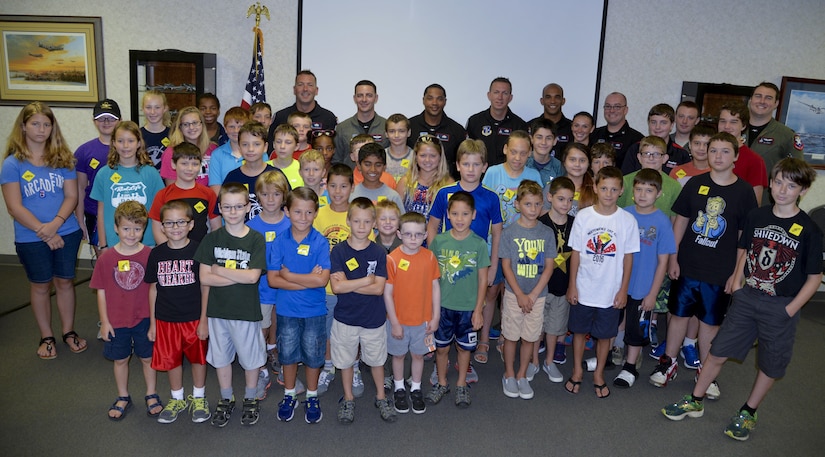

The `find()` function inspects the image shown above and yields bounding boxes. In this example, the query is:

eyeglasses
[400,232,426,239]
[415,135,441,146]
[96,117,118,124]
[603,104,626,111]
[181,121,202,129]
[641,151,664,158]
[220,204,248,212]
[161,219,192,228]
[312,130,336,138]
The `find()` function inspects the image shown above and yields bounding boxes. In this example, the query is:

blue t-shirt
[89,164,164,246]
[208,142,243,186]
[330,241,388,328]
[247,214,291,304]
[428,182,503,243]
[269,227,330,318]
[0,156,81,243]
[625,206,676,299]
[481,164,542,228]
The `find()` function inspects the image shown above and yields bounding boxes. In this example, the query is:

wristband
[55,214,66,222]
[98,245,108,249]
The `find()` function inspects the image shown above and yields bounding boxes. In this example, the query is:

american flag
[241,28,266,109]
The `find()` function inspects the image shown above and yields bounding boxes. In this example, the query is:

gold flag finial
[247,2,270,30]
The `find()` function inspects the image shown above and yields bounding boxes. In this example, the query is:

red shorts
[151,319,208,371]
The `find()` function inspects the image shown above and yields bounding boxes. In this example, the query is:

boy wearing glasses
[617,136,681,218]
[146,200,210,424]
[195,183,268,427]
[620,103,690,175]
[149,142,220,243]
[385,212,441,414]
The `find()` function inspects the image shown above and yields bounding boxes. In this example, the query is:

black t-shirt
[739,206,823,297]
[538,213,574,296]
[590,121,645,168]
[145,241,202,322]
[221,164,284,221]
[407,112,467,180]
[747,123,769,148]
[528,115,572,159]
[269,102,338,153]
[466,108,528,166]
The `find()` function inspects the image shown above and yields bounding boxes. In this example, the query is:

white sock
[411,381,421,392]
[260,367,269,378]
[394,379,405,391]
[306,390,318,398]
[171,388,185,401]
[267,343,277,351]
[683,337,696,347]
[192,386,205,398]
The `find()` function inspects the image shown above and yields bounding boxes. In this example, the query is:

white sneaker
[316,368,335,396]
[705,381,721,400]
[352,369,365,398]
[583,356,597,372]
[611,346,624,366]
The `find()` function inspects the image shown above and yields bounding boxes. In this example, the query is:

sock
[285,388,297,397]
[171,388,185,401]
[622,362,638,377]
[683,337,696,347]
[220,388,233,400]
[267,343,277,351]
[192,386,205,398]
[324,360,334,371]
[394,379,405,391]
[691,394,704,403]
[306,390,318,398]
[244,386,256,400]
[411,381,421,392]
[741,403,757,416]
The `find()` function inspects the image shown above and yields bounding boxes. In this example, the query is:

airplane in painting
[28,52,43,58]
[38,42,64,52]
[798,101,824,114]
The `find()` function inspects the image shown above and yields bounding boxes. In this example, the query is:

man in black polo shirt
[466,77,528,166]
[528,83,573,157]
[407,84,467,180]
[590,92,644,167]
[268,70,337,152]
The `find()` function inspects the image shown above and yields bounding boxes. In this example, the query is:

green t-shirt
[430,231,491,311]
[618,169,681,217]
[194,227,266,321]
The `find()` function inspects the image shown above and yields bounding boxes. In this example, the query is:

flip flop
[564,378,581,394]
[474,342,490,364]
[109,396,132,421]
[595,383,611,399]
[62,331,87,354]
[38,337,57,360]
[145,394,163,417]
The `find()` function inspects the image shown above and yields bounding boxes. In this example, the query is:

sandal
[496,339,505,362]
[474,342,490,364]
[594,383,611,399]
[564,378,581,395]
[38,337,57,360]
[109,395,132,421]
[62,331,87,354]
[145,393,164,417]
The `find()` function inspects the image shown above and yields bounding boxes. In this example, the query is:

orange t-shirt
[353,168,397,190]
[387,247,440,326]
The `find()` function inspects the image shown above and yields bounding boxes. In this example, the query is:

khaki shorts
[330,319,387,369]
[501,290,545,342]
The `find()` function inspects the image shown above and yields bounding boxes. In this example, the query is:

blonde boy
[299,149,327,206]
[288,111,313,159]
[375,199,403,253]
[385,113,414,181]
[268,124,304,189]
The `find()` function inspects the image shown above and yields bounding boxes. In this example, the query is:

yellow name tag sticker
[675,169,687,179]
[599,232,612,244]
[319,196,329,206]
[574,191,580,201]
[554,253,565,266]
[117,260,130,272]
[297,244,310,256]
[446,193,453,202]
[194,201,206,213]
[377,195,387,202]
[346,257,359,271]
[789,223,803,236]
[504,189,515,201]
[266,231,277,242]
[526,247,538,260]
[161,137,170,147]
[449,255,461,269]
[22,170,35,182]
[244,183,249,190]
[698,185,709,195]
[110,173,122,183]
[89,158,100,169]
[399,259,410,271]
[225,259,237,269]
[401,159,410,168]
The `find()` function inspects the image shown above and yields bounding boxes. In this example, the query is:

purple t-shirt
[74,138,110,215]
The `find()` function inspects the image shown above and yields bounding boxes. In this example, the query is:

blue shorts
[276,314,326,368]
[623,297,652,347]
[668,276,730,326]
[491,259,504,285]
[16,229,82,283]
[434,308,478,351]
[325,294,337,339]
[103,318,153,361]
[567,305,620,340]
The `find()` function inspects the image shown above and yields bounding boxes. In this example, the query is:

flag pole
[242,2,270,109]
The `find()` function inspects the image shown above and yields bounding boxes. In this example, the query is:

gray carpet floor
[1,263,823,456]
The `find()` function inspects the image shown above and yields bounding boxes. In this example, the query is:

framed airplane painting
[0,15,105,107]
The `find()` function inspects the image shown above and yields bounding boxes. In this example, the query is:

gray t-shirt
[499,221,556,297]
[350,183,405,214]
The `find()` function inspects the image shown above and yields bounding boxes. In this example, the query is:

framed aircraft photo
[777,76,825,167]
[0,15,105,107]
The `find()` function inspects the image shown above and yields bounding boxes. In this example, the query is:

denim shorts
[276,314,326,368]
[103,318,153,361]
[16,229,82,283]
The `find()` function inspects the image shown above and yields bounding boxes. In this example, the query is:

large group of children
[1,75,821,443]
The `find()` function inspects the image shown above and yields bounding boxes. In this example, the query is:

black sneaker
[210,398,235,428]
[393,389,409,414]
[410,389,426,414]
[240,398,260,425]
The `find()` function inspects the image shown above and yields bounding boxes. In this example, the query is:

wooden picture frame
[0,15,105,107]
[777,76,825,167]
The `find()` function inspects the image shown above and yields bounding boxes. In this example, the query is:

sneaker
[276,371,307,395]
[538,339,546,353]
[681,344,700,370]
[317,369,335,396]
[613,369,637,388]
[724,410,757,441]
[277,395,297,422]
[410,389,426,414]
[427,383,450,405]
[706,380,721,400]
[337,397,355,424]
[464,363,479,384]
[502,376,519,398]
[383,375,393,392]
[662,395,704,420]
[255,370,271,401]
[240,398,260,425]
[304,396,323,424]
[553,344,567,364]
[583,357,597,372]
[649,356,678,387]
[649,342,667,360]
[454,385,471,408]
[188,395,210,423]
[430,364,440,387]
[352,369,365,398]
[489,327,501,340]
[374,397,396,422]
[525,363,540,382]
[393,389,409,413]
[210,398,235,428]
[517,378,534,399]
[611,346,624,366]
[157,398,188,424]
[542,362,564,383]
[267,349,280,374]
